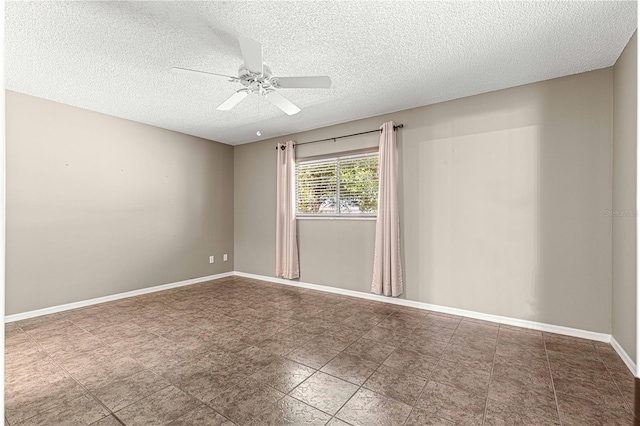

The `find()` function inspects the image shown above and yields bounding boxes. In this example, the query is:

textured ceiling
[5,1,637,145]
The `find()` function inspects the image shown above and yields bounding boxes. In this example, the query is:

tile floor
[4,276,637,425]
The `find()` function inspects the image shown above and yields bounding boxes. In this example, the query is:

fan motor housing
[238,64,274,94]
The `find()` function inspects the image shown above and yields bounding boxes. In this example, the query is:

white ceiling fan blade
[272,76,332,89]
[238,36,263,75]
[171,67,238,80]
[265,91,300,115]
[216,90,248,111]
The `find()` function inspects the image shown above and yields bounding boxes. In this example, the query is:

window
[296,150,379,217]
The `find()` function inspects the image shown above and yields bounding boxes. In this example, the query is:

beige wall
[235,68,614,333]
[612,32,637,361]
[6,91,234,315]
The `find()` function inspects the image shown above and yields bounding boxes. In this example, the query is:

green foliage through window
[296,153,378,216]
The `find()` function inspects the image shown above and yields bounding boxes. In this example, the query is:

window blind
[296,152,378,217]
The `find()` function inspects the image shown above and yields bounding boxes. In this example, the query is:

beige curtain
[372,121,403,296]
[276,140,300,279]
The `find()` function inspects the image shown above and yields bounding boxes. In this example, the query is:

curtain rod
[276,124,404,150]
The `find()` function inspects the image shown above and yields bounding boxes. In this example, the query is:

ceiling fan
[172,37,332,115]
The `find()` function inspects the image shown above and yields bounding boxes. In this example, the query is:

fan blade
[171,67,238,80]
[217,91,248,111]
[265,91,300,115]
[272,76,332,89]
[238,36,263,75]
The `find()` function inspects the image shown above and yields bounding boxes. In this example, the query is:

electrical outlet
[223,254,228,262]
[209,255,214,264]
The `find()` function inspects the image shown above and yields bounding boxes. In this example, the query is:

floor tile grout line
[11,279,634,425]
[285,390,341,419]
[163,373,239,424]
[194,309,387,422]
[238,302,516,423]
[595,346,635,414]
[17,288,402,423]
[15,326,129,426]
[22,304,247,425]
[543,334,564,426]
[400,315,462,426]
[235,379,340,425]
[147,295,316,424]
[283,321,416,424]
[199,384,278,426]
[400,369,436,426]
[547,338,635,421]
[481,324,500,426]
[401,384,423,426]
[75,292,285,348]
[405,318,500,423]
[311,328,388,420]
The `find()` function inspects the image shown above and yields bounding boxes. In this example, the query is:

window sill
[296,216,377,221]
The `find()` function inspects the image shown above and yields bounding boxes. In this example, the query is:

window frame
[295,147,379,219]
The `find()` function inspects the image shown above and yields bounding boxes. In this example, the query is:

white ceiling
[5,1,637,146]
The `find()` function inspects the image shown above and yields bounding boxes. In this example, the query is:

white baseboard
[611,336,638,377]
[7,269,632,375]
[233,271,612,343]
[4,271,234,323]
